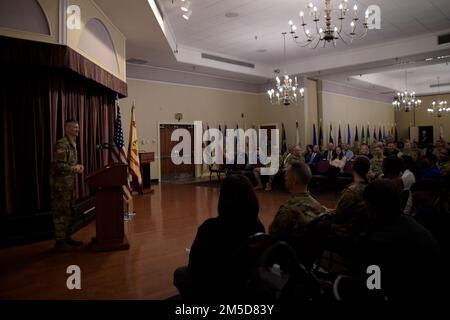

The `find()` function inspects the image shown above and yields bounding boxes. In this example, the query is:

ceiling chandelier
[267,33,305,106]
[288,0,371,48]
[427,77,449,118]
[392,70,421,112]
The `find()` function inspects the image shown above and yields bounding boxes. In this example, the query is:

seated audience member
[382,156,404,194]
[306,145,322,172]
[304,145,313,162]
[254,145,302,191]
[437,148,450,176]
[327,156,370,257]
[435,139,447,153]
[358,143,373,159]
[401,141,418,161]
[400,155,417,215]
[323,143,335,161]
[411,179,450,259]
[368,145,384,180]
[328,146,347,183]
[179,175,265,302]
[269,161,326,267]
[422,143,437,157]
[384,142,399,157]
[420,154,441,180]
[341,143,354,160]
[353,180,442,303]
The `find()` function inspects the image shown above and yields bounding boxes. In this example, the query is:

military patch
[56,149,65,154]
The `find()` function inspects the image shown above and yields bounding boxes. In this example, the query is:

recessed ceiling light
[182,10,192,20]
[181,1,190,12]
[225,12,239,18]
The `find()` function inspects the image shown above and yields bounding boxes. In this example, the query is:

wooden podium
[85,163,130,252]
[139,152,155,194]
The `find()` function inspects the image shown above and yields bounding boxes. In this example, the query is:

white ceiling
[93,0,450,93]
[351,62,450,95]
[161,0,450,64]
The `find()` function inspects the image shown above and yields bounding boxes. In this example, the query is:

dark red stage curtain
[0,36,125,217]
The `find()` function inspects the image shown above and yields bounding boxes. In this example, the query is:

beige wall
[120,79,263,179]
[395,93,450,142]
[68,0,126,81]
[122,78,396,179]
[321,92,395,146]
[0,0,59,43]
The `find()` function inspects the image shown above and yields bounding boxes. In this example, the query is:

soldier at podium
[50,119,84,252]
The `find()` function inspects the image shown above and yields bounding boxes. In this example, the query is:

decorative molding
[127,63,261,94]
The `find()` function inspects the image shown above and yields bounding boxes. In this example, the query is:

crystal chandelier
[267,33,305,106]
[288,0,371,48]
[427,77,449,118]
[392,70,421,112]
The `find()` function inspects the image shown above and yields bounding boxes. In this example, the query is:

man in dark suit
[323,143,334,161]
[306,145,322,172]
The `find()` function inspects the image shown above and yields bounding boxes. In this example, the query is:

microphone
[96,143,111,150]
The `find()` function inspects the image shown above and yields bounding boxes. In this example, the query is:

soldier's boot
[66,237,83,247]
[265,182,272,191]
[54,240,75,253]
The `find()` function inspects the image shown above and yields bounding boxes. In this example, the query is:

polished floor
[0,182,337,300]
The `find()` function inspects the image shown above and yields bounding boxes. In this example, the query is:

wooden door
[259,125,277,155]
[160,124,195,180]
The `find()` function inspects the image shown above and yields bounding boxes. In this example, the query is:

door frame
[157,121,196,181]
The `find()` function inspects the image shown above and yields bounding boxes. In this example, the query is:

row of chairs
[311,160,353,185]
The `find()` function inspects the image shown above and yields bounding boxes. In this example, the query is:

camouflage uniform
[401,150,418,161]
[369,156,384,178]
[50,136,77,241]
[439,160,450,176]
[329,182,368,244]
[269,192,325,243]
[254,153,303,190]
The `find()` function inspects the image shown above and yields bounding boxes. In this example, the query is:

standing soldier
[50,119,84,252]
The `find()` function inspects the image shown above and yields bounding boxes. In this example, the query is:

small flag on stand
[111,97,133,219]
[329,123,334,144]
[347,124,351,145]
[312,123,317,146]
[128,101,143,195]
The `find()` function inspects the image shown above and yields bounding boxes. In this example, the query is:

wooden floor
[0,182,337,300]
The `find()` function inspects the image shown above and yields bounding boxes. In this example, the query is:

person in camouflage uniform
[50,120,84,252]
[368,145,384,180]
[269,161,326,265]
[327,156,370,257]
[401,141,418,161]
[254,145,304,191]
[438,148,450,176]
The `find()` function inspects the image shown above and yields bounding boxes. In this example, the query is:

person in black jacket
[180,175,264,302]
[352,179,443,303]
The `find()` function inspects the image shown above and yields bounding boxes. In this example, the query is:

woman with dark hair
[304,144,313,162]
[328,146,347,182]
[327,156,370,257]
[183,175,264,301]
